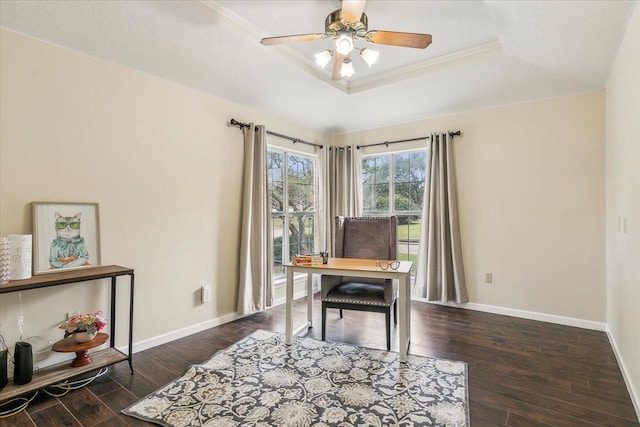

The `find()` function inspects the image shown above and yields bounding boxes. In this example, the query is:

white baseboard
[126,312,243,354]
[606,326,640,420]
[121,287,317,355]
[126,294,605,356]
[413,297,607,331]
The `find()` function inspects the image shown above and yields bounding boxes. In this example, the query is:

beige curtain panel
[237,124,273,314]
[414,133,469,303]
[319,145,363,254]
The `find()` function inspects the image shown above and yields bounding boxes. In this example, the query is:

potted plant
[59,311,107,343]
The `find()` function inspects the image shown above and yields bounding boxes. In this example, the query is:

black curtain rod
[356,131,462,149]
[229,118,323,149]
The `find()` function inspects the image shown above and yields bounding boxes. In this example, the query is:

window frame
[267,145,319,283]
[361,147,427,279]
[362,147,427,217]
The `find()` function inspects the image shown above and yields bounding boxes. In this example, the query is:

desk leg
[307,273,313,328]
[285,268,294,345]
[399,273,411,362]
[128,273,135,374]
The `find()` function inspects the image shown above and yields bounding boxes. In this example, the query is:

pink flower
[59,311,107,334]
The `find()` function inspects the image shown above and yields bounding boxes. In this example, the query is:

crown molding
[347,40,503,93]
[202,1,501,95]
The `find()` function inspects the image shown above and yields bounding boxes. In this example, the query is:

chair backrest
[333,216,398,260]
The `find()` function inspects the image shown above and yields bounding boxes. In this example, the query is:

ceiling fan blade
[341,0,366,24]
[365,30,432,49]
[261,33,326,46]
[332,53,346,81]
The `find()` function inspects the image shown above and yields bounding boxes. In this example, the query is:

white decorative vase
[73,331,97,343]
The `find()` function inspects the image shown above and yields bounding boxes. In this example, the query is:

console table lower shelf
[0,347,128,403]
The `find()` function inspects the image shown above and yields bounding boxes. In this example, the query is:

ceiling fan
[260,0,432,81]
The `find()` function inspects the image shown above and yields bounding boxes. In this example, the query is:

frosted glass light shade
[315,50,332,68]
[335,34,354,55]
[361,48,379,67]
[340,59,355,77]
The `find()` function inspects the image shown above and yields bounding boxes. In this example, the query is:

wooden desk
[284,258,413,362]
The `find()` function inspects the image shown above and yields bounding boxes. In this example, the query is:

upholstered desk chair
[321,216,398,350]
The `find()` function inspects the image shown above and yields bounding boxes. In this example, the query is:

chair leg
[322,302,327,341]
[385,308,391,351]
[394,300,398,325]
[339,309,343,319]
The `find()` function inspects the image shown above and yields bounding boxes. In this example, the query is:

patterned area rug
[123,330,469,427]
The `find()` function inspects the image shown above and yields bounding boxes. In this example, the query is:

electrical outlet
[66,311,77,320]
[201,285,212,303]
[485,273,493,283]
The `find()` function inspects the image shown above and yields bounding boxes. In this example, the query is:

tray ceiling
[0,0,635,134]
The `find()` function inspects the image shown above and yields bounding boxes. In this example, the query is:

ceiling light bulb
[360,48,379,67]
[340,58,355,77]
[335,33,354,55]
[314,50,332,69]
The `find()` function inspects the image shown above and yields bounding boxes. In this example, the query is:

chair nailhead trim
[323,298,390,307]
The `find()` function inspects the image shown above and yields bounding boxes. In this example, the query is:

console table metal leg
[110,277,117,348]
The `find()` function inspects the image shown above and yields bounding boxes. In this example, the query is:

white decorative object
[7,234,32,280]
[0,237,10,284]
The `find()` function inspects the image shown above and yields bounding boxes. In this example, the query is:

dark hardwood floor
[1,297,637,426]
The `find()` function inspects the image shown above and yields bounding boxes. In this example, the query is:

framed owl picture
[32,202,101,275]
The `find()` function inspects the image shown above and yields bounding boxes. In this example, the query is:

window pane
[394,182,410,211]
[393,151,426,212]
[375,156,390,182]
[268,151,285,213]
[362,155,390,213]
[288,214,315,256]
[396,214,421,278]
[410,181,424,211]
[363,149,426,282]
[288,155,315,212]
[272,215,284,277]
[374,183,389,211]
[394,153,410,182]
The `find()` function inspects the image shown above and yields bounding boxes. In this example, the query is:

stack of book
[293,254,322,266]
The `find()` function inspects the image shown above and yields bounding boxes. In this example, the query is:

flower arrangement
[59,311,107,335]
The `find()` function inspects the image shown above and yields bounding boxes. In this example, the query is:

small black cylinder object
[13,341,33,385]
[0,349,8,391]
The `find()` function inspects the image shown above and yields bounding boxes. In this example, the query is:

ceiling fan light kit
[360,48,379,67]
[315,50,333,68]
[339,58,355,78]
[260,0,432,81]
[335,32,355,55]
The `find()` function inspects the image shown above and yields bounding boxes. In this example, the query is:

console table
[0,265,134,403]
[284,258,413,362]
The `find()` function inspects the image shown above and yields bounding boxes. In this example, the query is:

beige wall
[606,4,640,410]
[337,91,607,322]
[0,29,325,351]
[0,27,611,358]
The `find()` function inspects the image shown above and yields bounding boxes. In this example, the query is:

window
[362,150,426,277]
[268,149,318,279]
